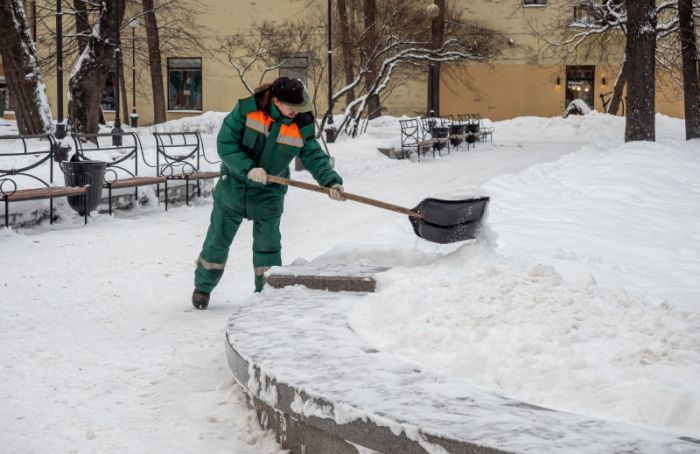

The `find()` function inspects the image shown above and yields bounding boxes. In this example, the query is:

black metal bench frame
[71,132,166,215]
[1,134,88,227]
[460,113,494,143]
[399,119,435,161]
[150,131,220,209]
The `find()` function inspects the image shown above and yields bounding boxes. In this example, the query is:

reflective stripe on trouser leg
[254,266,270,293]
[194,201,244,294]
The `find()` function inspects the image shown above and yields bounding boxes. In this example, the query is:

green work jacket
[214,95,342,219]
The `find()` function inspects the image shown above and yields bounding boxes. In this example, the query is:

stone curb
[226,332,508,454]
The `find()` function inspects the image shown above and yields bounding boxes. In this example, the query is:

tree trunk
[363,0,381,119]
[624,0,657,142]
[678,0,700,139]
[68,0,125,135]
[428,0,445,116]
[607,57,628,115]
[73,0,90,53]
[0,0,52,134]
[337,0,356,109]
[143,0,166,124]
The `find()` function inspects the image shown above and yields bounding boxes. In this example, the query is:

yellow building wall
[38,0,322,126]
[5,0,687,126]
[441,63,685,121]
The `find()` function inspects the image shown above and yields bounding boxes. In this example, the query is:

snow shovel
[266,175,489,244]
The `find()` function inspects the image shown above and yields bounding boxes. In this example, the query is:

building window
[523,0,547,6]
[101,72,116,111]
[279,56,309,88]
[0,77,14,112]
[573,5,596,24]
[168,57,202,111]
[565,65,595,109]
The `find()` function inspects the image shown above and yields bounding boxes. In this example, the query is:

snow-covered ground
[1,111,699,452]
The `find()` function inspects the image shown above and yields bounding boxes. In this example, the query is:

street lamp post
[54,0,66,139]
[111,0,123,145]
[324,0,337,143]
[427,0,444,117]
[129,19,138,128]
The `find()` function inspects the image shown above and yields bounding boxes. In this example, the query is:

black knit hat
[270,77,313,113]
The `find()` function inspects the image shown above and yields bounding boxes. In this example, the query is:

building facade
[0,0,687,126]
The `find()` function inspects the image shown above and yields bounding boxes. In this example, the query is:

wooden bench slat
[166,171,220,180]
[105,176,167,189]
[2,186,87,202]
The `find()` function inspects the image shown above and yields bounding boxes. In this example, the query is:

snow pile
[484,140,700,309]
[495,110,625,144]
[145,111,228,135]
[349,134,700,438]
[2,109,699,451]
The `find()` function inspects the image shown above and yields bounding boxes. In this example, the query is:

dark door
[566,65,595,109]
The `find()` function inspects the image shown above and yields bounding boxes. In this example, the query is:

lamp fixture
[602,77,607,85]
[556,76,561,86]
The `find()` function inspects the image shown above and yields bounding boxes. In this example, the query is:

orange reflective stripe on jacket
[277,123,304,148]
[245,111,272,136]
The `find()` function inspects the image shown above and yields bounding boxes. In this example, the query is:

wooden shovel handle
[267,174,423,219]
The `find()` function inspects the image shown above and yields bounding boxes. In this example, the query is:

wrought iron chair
[399,119,435,161]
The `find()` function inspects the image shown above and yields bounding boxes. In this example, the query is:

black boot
[192,289,210,310]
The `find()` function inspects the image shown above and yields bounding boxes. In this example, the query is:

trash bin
[0,89,6,117]
[432,126,449,151]
[449,124,465,148]
[61,159,106,215]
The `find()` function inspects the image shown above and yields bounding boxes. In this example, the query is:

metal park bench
[72,132,166,215]
[399,119,435,161]
[460,113,494,143]
[150,132,220,208]
[1,134,88,227]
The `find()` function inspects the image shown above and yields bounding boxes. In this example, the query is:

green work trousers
[194,200,281,294]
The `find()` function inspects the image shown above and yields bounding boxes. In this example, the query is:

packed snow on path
[0,111,699,453]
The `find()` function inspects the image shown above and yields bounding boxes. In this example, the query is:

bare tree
[363,0,382,118]
[73,0,91,53]
[221,1,502,138]
[30,0,208,130]
[337,0,356,108]
[339,34,501,136]
[336,2,504,136]
[0,0,53,134]
[624,0,657,141]
[220,20,325,103]
[328,0,503,134]
[142,0,165,124]
[68,0,125,135]
[678,0,700,139]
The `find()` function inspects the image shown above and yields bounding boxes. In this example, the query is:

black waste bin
[449,124,466,148]
[432,126,449,151]
[62,160,106,215]
[0,89,6,117]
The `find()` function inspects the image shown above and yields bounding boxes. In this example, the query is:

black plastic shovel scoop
[267,175,489,244]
